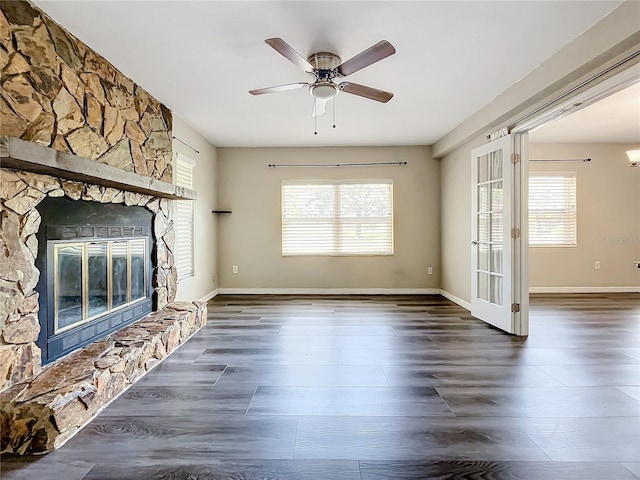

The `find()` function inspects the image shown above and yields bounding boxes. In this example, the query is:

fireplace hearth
[35,197,154,363]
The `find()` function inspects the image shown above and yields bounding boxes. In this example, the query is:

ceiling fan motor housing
[308,52,342,79]
[307,52,341,100]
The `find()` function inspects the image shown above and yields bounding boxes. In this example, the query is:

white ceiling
[530,82,640,144]
[34,1,623,148]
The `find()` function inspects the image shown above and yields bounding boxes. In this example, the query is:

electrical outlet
[427,267,433,275]
[232,265,238,274]
[594,261,600,270]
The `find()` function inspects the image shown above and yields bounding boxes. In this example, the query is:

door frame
[511,132,528,336]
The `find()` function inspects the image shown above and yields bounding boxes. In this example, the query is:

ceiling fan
[250,38,396,117]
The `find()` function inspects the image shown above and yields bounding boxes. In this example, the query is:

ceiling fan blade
[249,83,308,95]
[312,99,328,117]
[339,82,393,103]
[335,40,396,77]
[265,38,314,73]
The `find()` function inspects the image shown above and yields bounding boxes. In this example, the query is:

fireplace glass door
[54,238,147,334]
[112,242,128,309]
[88,243,108,318]
[55,243,83,330]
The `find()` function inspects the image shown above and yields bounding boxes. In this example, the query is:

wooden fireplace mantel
[0,136,196,201]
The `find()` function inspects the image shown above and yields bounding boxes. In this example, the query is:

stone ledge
[0,136,196,201]
[0,301,207,455]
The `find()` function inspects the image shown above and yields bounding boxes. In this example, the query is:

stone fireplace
[0,137,206,455]
[0,1,207,454]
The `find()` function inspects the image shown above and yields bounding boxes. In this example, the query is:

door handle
[471,240,479,246]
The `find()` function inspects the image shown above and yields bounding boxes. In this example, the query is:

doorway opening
[512,66,640,335]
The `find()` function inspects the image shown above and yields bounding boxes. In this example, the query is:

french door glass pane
[478,272,489,301]
[490,213,503,242]
[478,243,489,271]
[490,275,503,306]
[478,214,490,243]
[478,184,489,212]
[491,181,503,211]
[490,150,503,180]
[478,154,489,183]
[490,245,503,274]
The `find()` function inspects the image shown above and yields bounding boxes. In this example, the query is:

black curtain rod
[530,158,591,162]
[172,136,200,154]
[268,161,408,168]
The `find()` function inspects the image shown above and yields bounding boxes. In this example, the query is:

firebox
[35,197,155,364]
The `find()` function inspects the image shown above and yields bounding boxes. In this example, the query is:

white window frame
[174,153,195,279]
[529,171,577,247]
[281,179,394,257]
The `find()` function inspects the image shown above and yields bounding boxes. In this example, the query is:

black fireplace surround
[35,197,155,364]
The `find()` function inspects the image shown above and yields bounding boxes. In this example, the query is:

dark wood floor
[2,293,639,479]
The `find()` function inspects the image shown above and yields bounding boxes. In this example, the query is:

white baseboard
[199,289,219,302]
[439,289,471,311]
[529,286,640,294]
[216,288,441,295]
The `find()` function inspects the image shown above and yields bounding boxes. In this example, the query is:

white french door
[471,134,518,333]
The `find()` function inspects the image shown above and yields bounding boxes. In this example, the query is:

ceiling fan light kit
[250,38,396,133]
[310,83,338,101]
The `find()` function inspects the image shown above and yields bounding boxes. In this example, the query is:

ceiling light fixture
[626,149,640,167]
[310,83,338,100]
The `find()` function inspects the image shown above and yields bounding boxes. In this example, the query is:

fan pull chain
[314,99,318,135]
[333,96,336,129]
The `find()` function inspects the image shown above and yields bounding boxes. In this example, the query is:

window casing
[174,154,195,278]
[282,180,393,256]
[529,172,577,247]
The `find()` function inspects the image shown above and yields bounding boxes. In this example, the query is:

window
[174,154,195,278]
[282,180,393,256]
[529,172,577,246]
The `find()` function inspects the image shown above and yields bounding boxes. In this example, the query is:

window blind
[174,156,195,278]
[282,181,393,256]
[529,173,577,246]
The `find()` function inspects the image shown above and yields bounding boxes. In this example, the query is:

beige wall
[172,115,218,301]
[529,143,640,289]
[217,146,439,291]
[439,136,486,303]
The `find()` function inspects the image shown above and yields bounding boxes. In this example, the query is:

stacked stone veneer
[1,300,207,454]
[0,0,173,182]
[0,168,180,392]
